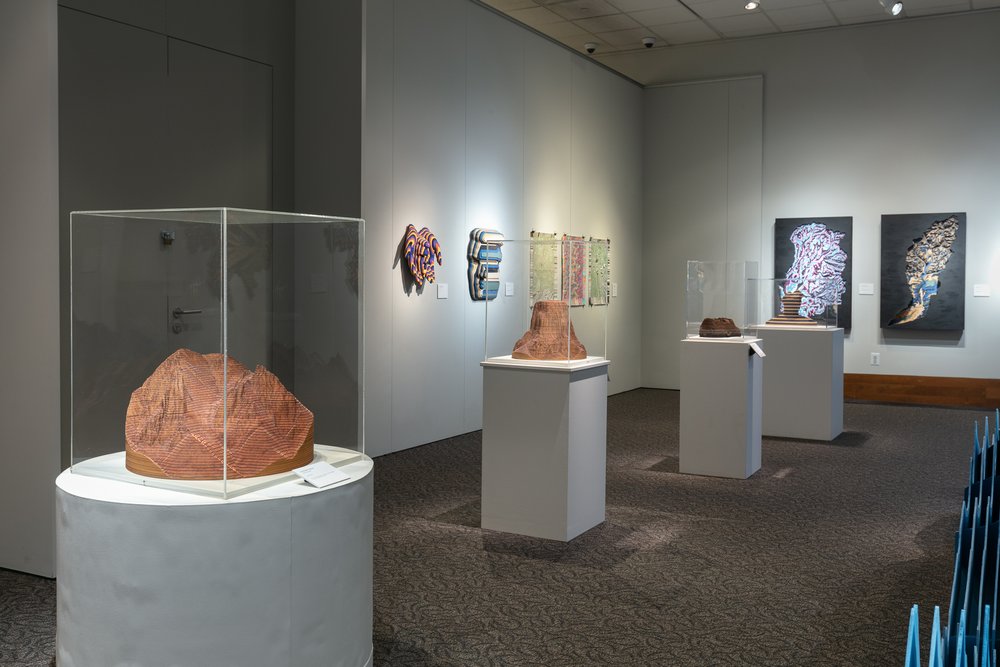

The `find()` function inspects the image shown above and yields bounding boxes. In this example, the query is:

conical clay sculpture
[512,300,587,361]
[125,348,314,480]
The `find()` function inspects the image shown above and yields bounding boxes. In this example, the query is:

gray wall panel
[58,0,165,32]
[389,0,469,451]
[294,0,363,218]
[358,0,395,457]
[463,5,525,434]
[642,78,763,389]
[165,0,287,65]
[166,39,272,208]
[0,0,60,576]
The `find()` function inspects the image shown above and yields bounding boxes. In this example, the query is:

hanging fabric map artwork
[562,235,587,307]
[529,230,560,305]
[588,238,610,306]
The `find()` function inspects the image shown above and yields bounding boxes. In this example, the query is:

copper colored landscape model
[512,300,587,360]
[125,349,314,480]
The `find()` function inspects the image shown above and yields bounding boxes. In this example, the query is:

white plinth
[56,446,374,667]
[481,356,610,541]
[756,326,844,441]
[680,337,763,479]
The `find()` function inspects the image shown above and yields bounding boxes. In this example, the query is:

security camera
[642,37,655,48]
[584,42,597,54]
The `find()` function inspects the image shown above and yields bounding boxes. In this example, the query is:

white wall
[642,77,763,389]
[362,0,643,456]
[618,11,1000,384]
[0,0,60,576]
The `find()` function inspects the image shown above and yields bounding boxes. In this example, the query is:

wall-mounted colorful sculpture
[467,228,504,300]
[402,224,443,288]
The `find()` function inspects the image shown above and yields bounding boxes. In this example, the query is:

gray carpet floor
[0,389,985,666]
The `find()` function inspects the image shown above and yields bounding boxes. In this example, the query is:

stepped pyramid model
[766,291,818,326]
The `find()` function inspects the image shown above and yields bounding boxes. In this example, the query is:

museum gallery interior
[2,0,1000,665]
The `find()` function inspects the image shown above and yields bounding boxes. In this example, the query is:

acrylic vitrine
[70,208,364,498]
[746,278,839,332]
[482,237,609,365]
[684,260,759,338]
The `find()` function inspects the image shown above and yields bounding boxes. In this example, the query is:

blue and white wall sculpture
[468,228,503,301]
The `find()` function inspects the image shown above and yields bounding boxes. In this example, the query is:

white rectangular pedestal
[481,356,610,541]
[756,326,844,441]
[680,338,762,479]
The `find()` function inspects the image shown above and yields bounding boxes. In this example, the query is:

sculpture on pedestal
[125,349,314,480]
[698,317,742,337]
[512,300,587,361]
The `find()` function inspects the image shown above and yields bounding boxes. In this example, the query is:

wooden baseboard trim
[845,373,1000,409]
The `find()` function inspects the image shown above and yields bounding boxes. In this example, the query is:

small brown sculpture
[512,300,587,361]
[125,349,314,480]
[698,317,742,337]
[766,291,818,326]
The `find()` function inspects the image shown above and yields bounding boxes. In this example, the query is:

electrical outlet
[870,352,880,366]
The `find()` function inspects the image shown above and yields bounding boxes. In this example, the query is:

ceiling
[481,0,997,66]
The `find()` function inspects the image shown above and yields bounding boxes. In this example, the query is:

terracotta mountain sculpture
[125,348,314,480]
[512,300,587,361]
[698,317,742,337]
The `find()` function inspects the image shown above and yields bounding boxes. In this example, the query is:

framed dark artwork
[880,212,966,331]
[774,217,853,329]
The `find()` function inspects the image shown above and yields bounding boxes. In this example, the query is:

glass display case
[483,238,608,365]
[70,208,364,498]
[684,260,759,338]
[746,277,839,331]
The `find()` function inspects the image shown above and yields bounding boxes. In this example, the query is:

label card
[749,341,766,358]
[974,284,991,297]
[858,283,874,295]
[505,282,514,297]
[437,283,448,299]
[294,461,351,488]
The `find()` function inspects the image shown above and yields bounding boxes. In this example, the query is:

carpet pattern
[0,568,55,667]
[0,390,985,666]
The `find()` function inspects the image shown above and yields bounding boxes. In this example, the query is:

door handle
[172,307,203,319]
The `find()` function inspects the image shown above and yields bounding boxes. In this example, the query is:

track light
[879,0,903,15]
[744,0,760,9]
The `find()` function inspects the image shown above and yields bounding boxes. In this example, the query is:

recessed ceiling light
[745,0,760,9]
[879,0,903,15]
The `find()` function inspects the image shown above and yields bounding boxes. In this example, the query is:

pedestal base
[756,326,844,441]
[56,446,374,667]
[680,337,762,479]
[481,356,609,541]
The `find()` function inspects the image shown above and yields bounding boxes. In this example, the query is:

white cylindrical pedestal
[680,337,763,479]
[481,356,610,541]
[56,447,374,667]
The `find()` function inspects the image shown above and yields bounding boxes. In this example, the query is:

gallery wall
[0,0,60,577]
[641,77,763,389]
[360,0,644,456]
[625,11,1000,388]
